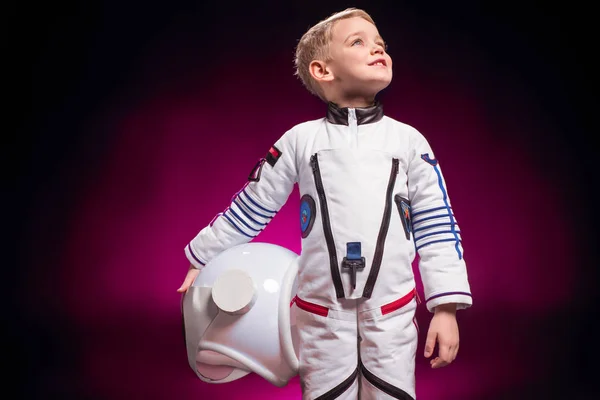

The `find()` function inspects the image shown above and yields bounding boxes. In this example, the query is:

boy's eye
[351,38,363,46]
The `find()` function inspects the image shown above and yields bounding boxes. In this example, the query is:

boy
[178,8,472,400]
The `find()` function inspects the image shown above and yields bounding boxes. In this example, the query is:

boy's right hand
[177,264,200,293]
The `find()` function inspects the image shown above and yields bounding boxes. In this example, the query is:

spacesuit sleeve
[407,128,473,312]
[184,129,298,269]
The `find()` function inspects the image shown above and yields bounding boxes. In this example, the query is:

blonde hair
[294,8,376,101]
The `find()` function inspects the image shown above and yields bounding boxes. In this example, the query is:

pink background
[17,1,596,399]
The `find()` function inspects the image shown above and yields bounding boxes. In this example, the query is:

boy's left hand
[424,303,459,369]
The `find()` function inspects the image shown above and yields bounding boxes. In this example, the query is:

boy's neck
[328,95,376,109]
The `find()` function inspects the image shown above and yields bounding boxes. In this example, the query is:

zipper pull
[348,108,356,122]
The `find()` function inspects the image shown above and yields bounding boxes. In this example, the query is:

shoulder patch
[420,153,438,166]
[266,145,282,167]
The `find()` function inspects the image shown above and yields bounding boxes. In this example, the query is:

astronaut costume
[185,102,472,400]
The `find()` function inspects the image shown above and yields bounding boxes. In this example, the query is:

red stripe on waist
[380,288,417,315]
[294,296,329,317]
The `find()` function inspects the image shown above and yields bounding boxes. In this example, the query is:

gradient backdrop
[15,1,597,399]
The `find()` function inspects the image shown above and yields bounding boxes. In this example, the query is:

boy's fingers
[438,342,451,362]
[177,279,192,293]
[177,269,200,293]
[430,357,449,369]
[431,343,456,368]
[451,344,459,362]
[424,330,437,358]
[176,283,189,293]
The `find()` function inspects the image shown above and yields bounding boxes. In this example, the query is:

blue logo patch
[300,194,316,238]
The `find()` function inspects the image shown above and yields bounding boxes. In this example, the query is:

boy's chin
[338,80,391,101]
[368,75,392,88]
[369,80,392,96]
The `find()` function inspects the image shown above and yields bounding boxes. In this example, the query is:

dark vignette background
[10,0,597,399]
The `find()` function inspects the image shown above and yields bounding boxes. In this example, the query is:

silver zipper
[348,108,358,148]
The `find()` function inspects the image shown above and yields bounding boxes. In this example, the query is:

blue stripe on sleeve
[222,214,255,238]
[187,243,206,265]
[238,193,275,219]
[416,238,462,251]
[227,208,263,232]
[232,199,267,226]
[242,189,277,213]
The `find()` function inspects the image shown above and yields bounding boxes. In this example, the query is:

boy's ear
[309,60,334,82]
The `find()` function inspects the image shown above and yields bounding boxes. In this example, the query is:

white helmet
[181,242,300,387]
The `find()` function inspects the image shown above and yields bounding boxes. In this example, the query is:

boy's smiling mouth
[368,58,387,67]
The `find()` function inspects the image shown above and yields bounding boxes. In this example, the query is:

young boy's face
[326,16,393,99]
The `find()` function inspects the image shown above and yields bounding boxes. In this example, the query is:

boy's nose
[371,44,384,55]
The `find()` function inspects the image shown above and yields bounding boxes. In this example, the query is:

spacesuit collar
[326,101,384,126]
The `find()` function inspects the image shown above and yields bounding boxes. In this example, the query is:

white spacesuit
[185,102,473,399]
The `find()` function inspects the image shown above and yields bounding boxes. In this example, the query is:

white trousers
[295,289,419,400]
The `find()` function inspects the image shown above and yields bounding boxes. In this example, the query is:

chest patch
[300,194,316,238]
